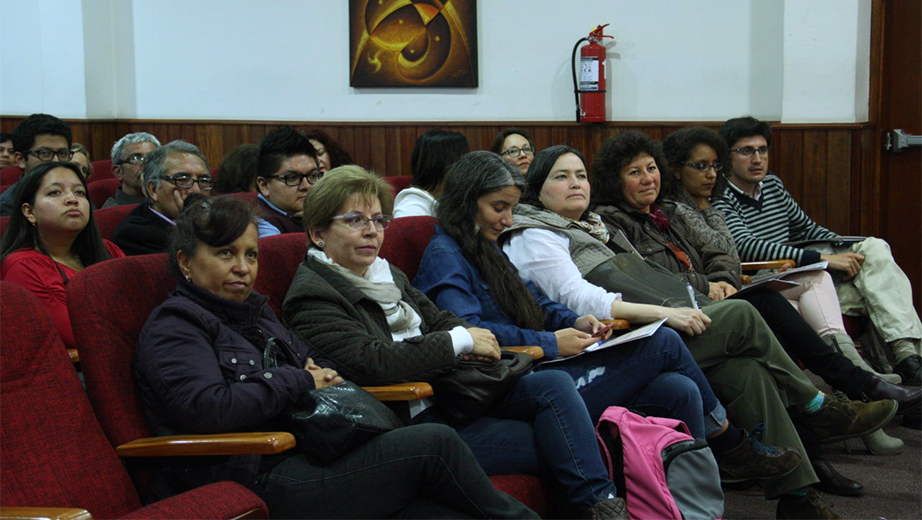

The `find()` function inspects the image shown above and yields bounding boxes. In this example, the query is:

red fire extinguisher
[572,24,614,123]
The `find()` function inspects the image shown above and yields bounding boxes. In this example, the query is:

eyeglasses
[268,171,324,187]
[679,161,723,173]
[24,148,73,162]
[501,145,535,158]
[331,212,393,231]
[730,146,769,157]
[162,174,215,190]
[118,154,146,166]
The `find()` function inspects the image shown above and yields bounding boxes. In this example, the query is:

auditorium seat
[384,174,412,194]
[1,281,270,520]
[95,203,137,241]
[91,159,114,180]
[0,165,23,185]
[88,177,120,208]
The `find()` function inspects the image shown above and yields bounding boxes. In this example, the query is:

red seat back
[254,233,307,316]
[379,215,437,281]
[384,175,412,196]
[95,203,138,241]
[91,159,114,180]
[1,183,15,194]
[0,165,23,185]
[88,177,120,208]
[1,281,142,517]
[68,254,175,449]
[0,216,8,238]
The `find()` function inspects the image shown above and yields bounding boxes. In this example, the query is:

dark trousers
[253,424,538,519]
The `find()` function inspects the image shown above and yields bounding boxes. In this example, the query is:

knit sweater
[712,174,839,266]
[667,188,740,266]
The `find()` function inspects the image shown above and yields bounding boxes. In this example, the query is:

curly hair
[437,151,546,331]
[590,131,670,207]
[303,128,355,169]
[661,126,730,199]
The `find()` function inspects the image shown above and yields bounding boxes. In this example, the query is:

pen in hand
[686,282,699,310]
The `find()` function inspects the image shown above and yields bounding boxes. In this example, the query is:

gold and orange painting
[350,0,478,88]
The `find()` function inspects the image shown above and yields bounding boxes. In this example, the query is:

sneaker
[716,425,801,483]
[804,392,897,443]
[584,497,628,519]
[776,490,842,519]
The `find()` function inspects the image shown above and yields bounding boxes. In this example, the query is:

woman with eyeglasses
[491,127,536,176]
[69,143,93,181]
[283,165,631,518]
[393,129,469,218]
[1,162,124,348]
[135,194,536,519]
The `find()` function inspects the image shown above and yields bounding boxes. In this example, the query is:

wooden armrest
[600,319,630,330]
[0,507,92,520]
[504,346,545,360]
[363,382,433,401]
[741,259,795,272]
[67,349,79,364]
[115,431,295,458]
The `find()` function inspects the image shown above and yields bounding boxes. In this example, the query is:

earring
[473,222,481,233]
[317,241,324,247]
[184,274,191,282]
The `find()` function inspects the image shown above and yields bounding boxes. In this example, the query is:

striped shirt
[712,173,839,266]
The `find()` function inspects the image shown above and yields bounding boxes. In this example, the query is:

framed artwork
[349,0,478,88]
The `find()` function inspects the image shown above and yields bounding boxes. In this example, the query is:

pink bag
[596,406,724,520]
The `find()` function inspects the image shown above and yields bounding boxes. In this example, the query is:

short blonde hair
[302,165,394,245]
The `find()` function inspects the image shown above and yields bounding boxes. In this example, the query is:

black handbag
[585,252,711,309]
[263,337,403,465]
[430,351,534,425]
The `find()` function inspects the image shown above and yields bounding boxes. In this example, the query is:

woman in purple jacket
[134,194,535,519]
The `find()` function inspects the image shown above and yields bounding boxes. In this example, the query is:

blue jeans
[415,370,616,510]
[536,327,726,439]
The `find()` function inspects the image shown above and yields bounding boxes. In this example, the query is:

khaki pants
[683,299,820,498]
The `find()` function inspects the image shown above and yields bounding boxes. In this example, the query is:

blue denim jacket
[413,227,580,360]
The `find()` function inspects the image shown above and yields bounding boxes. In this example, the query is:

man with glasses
[713,116,922,389]
[0,113,73,216]
[112,140,214,255]
[254,126,323,237]
[103,132,162,208]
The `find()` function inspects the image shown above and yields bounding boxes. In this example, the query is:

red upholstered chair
[0,183,14,194]
[94,203,138,241]
[0,216,8,238]
[1,281,269,520]
[88,177,120,208]
[384,174,412,195]
[91,159,114,180]
[0,165,23,184]
[378,215,437,281]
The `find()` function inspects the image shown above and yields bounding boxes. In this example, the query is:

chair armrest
[363,382,434,401]
[67,349,79,364]
[600,319,630,330]
[503,346,545,360]
[740,259,795,273]
[115,432,295,458]
[0,507,92,520]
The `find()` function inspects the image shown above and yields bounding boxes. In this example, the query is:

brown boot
[716,426,801,483]
[776,490,841,519]
[803,392,897,443]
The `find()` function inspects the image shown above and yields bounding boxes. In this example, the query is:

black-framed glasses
[117,154,146,166]
[331,212,393,231]
[730,146,769,157]
[679,161,723,173]
[162,174,215,190]
[268,171,323,187]
[501,145,535,158]
[25,148,73,162]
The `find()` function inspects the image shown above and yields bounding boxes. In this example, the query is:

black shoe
[716,425,801,483]
[894,355,922,387]
[777,490,842,519]
[903,410,922,430]
[812,459,864,497]
[863,376,922,415]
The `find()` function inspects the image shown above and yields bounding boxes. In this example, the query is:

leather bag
[585,252,710,309]
[430,351,534,425]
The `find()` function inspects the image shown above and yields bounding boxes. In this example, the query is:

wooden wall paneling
[774,129,803,204]
[800,130,828,224]
[824,130,852,232]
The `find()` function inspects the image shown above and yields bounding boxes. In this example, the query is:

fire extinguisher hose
[571,37,589,122]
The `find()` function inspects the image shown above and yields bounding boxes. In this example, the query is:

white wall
[0,0,872,123]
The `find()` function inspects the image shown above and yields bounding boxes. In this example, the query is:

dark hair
[490,127,534,154]
[257,126,319,180]
[718,116,772,149]
[521,145,587,209]
[303,128,355,169]
[661,126,730,199]
[0,132,13,146]
[11,114,73,157]
[410,129,469,193]
[437,151,546,330]
[168,194,259,279]
[214,144,259,194]
[1,162,110,267]
[591,131,670,207]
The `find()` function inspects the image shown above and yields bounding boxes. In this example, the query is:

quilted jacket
[593,201,742,293]
[283,255,468,386]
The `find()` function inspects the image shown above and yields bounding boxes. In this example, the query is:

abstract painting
[350,0,478,88]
